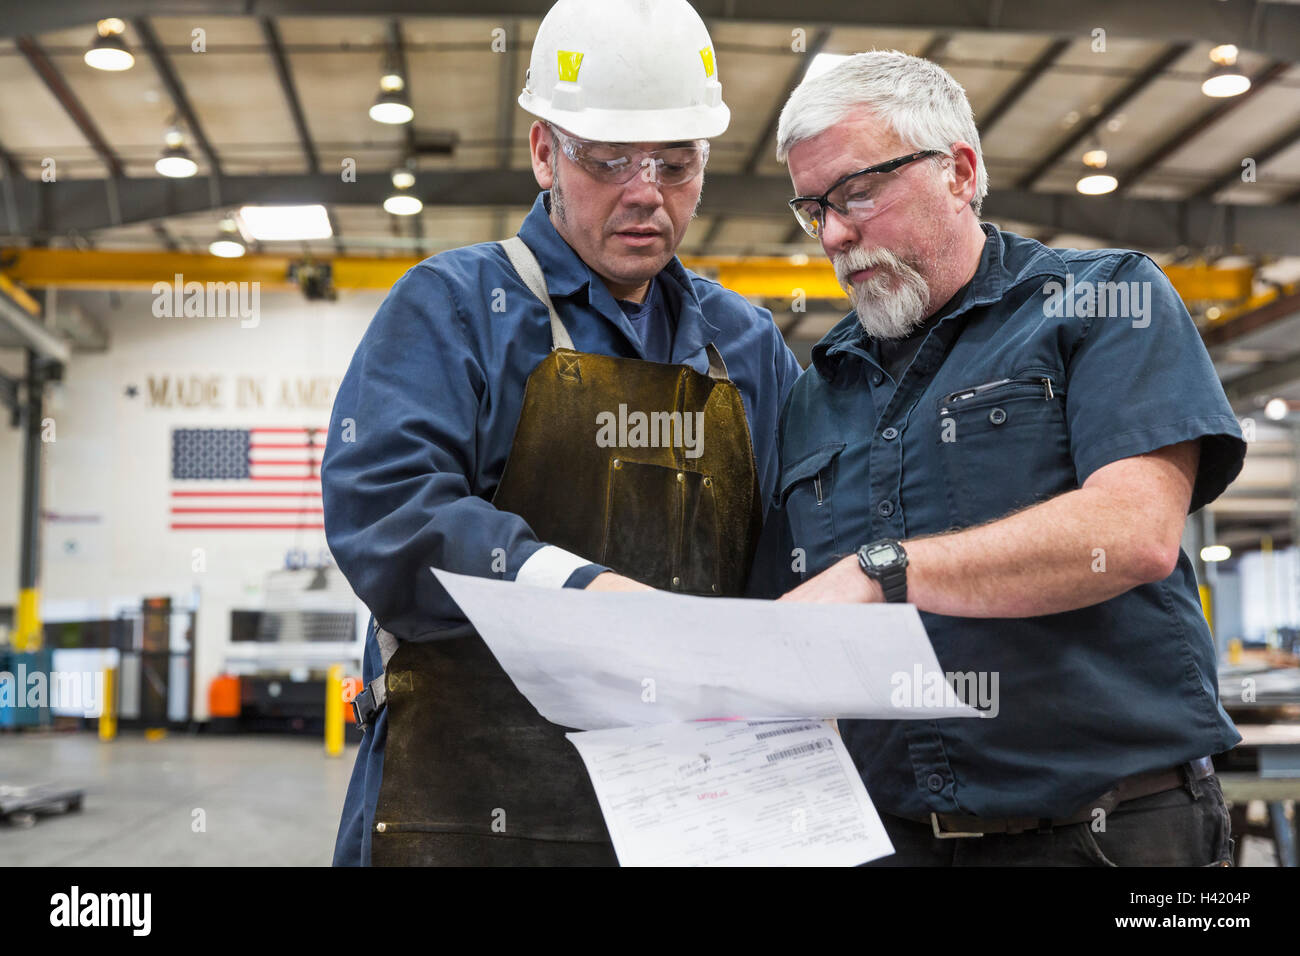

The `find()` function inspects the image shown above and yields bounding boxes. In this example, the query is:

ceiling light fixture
[1202,44,1250,97]
[84,18,135,71]
[385,158,422,215]
[370,53,413,124]
[383,193,423,215]
[383,193,423,216]
[209,217,247,258]
[370,89,414,125]
[155,148,197,178]
[155,122,198,177]
[1076,144,1117,195]
[1199,545,1231,563]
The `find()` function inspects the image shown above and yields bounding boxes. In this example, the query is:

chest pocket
[777,442,845,574]
[935,370,1075,527]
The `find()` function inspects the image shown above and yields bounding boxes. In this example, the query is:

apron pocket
[601,457,720,593]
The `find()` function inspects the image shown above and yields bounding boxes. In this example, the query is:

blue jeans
[868,773,1234,866]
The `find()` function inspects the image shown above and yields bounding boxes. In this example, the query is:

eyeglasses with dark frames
[788,149,945,238]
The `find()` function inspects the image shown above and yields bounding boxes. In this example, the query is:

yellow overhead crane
[0,247,1272,652]
[0,247,1260,310]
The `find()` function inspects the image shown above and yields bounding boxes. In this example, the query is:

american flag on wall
[169,427,327,530]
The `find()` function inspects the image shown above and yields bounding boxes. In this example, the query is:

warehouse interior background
[1,1,1300,866]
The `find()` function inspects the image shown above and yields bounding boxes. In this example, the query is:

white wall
[3,286,386,717]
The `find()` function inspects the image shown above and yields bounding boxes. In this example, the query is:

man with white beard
[752,51,1246,866]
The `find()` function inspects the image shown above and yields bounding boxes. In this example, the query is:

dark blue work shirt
[754,223,1245,821]
[616,276,675,363]
[323,192,801,864]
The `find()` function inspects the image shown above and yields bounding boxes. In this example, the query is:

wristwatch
[857,539,909,603]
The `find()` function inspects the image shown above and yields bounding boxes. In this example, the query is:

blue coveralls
[324,192,802,865]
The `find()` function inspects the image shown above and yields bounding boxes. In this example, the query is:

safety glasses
[788,150,944,239]
[548,124,709,186]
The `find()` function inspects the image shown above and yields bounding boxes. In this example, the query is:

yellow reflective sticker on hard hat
[700,48,715,77]
[557,50,584,83]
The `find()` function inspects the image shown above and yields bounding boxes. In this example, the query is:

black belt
[923,757,1215,838]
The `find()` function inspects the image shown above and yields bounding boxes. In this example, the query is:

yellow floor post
[99,666,117,741]
[14,587,41,652]
[325,664,344,757]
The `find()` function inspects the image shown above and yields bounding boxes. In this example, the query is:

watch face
[865,542,900,568]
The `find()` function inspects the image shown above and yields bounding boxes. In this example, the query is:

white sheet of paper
[566,718,894,866]
[432,568,981,730]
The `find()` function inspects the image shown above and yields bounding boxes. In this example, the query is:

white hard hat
[518,0,729,142]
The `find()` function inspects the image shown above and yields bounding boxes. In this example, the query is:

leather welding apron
[369,236,763,866]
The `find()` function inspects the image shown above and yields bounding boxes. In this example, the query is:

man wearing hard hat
[324,0,801,865]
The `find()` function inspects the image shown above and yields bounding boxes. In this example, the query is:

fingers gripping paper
[431,569,980,729]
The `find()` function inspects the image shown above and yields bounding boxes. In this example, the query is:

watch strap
[879,570,908,603]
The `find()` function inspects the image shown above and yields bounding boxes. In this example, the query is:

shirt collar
[516,191,594,299]
[514,191,722,367]
[810,222,1071,379]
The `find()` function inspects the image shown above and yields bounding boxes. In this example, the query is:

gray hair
[776,50,988,216]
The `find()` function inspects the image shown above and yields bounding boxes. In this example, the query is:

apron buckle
[352,676,387,733]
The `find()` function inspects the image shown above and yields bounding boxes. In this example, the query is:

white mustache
[832,246,909,288]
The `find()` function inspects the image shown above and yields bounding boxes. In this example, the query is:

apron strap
[499,236,575,352]
[500,236,731,382]
[704,342,730,382]
[376,626,400,669]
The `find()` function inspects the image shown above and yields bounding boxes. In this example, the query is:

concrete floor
[0,731,356,866]
[0,730,1282,866]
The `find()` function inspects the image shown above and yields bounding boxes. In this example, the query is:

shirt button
[926,773,945,793]
[881,427,898,441]
[871,371,884,386]
[877,500,895,517]
[989,407,1007,425]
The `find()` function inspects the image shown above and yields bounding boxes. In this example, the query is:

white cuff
[515,545,594,589]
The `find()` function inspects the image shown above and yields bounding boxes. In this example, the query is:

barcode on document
[754,723,818,741]
[765,738,833,763]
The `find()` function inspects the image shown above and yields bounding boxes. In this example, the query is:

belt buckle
[930,812,984,839]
